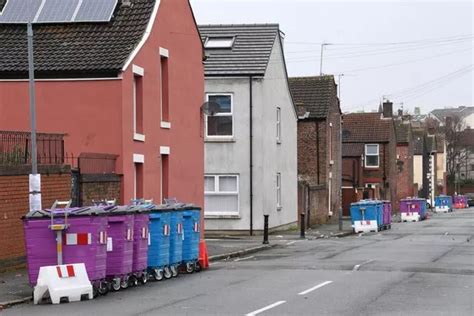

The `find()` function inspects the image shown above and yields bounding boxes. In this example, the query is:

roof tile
[342,112,392,143]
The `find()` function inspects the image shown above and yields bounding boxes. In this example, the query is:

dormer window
[204,37,235,49]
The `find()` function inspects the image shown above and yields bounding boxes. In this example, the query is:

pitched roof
[0,0,155,78]
[342,143,364,157]
[288,75,339,119]
[198,24,280,76]
[342,112,392,143]
[430,106,474,123]
[394,120,410,144]
[412,130,425,155]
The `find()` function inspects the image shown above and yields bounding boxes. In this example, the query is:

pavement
[0,219,352,310]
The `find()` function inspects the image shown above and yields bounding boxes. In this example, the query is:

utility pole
[319,43,332,75]
[27,22,41,212]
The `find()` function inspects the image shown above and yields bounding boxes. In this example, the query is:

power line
[285,34,474,46]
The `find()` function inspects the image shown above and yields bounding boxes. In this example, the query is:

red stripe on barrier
[56,266,62,278]
[67,265,75,277]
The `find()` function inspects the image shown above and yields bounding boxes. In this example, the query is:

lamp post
[27,22,41,211]
[319,43,332,75]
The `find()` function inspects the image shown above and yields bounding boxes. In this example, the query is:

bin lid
[23,207,106,219]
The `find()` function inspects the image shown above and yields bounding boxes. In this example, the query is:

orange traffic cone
[199,240,209,269]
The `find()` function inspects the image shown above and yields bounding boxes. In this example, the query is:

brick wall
[80,174,122,206]
[0,165,71,271]
[396,145,414,204]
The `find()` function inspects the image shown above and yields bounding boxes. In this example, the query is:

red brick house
[289,75,342,225]
[341,105,397,215]
[0,1,204,208]
[394,117,415,204]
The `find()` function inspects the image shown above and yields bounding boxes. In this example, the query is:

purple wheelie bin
[400,198,425,222]
[131,204,153,285]
[105,206,136,291]
[23,207,110,295]
[382,201,392,230]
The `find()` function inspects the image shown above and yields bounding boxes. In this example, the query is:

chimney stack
[382,100,393,118]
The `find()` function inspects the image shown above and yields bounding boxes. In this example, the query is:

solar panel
[36,0,79,23]
[0,0,42,23]
[0,0,118,24]
[74,0,118,23]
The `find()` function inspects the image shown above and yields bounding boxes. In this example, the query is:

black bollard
[263,215,269,244]
[300,213,305,238]
[338,207,343,231]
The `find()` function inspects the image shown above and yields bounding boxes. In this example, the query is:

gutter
[249,76,254,236]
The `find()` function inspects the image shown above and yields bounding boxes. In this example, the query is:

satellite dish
[201,101,221,116]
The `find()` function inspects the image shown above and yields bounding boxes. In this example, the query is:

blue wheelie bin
[435,195,452,213]
[182,207,201,273]
[169,209,184,277]
[148,207,172,280]
[350,200,380,233]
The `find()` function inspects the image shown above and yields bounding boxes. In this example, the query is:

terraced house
[199,24,298,234]
[289,75,342,226]
[0,0,205,207]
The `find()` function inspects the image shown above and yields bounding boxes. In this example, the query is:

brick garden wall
[0,165,71,271]
[80,174,122,206]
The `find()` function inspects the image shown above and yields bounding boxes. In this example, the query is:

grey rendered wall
[204,77,251,231]
[252,36,298,230]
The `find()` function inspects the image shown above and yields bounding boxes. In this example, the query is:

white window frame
[132,66,145,142]
[205,93,234,139]
[204,174,239,215]
[276,107,281,144]
[277,172,282,210]
[365,144,380,168]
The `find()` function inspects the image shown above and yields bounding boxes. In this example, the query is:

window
[160,155,169,203]
[365,144,379,168]
[134,163,143,199]
[204,37,235,49]
[277,173,282,209]
[276,107,281,143]
[133,74,144,136]
[160,51,169,124]
[204,175,239,215]
[206,94,233,137]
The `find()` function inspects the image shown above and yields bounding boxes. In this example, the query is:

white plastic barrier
[435,206,450,213]
[353,220,378,233]
[34,263,93,304]
[401,212,420,222]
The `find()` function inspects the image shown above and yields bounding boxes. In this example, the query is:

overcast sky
[190,0,473,114]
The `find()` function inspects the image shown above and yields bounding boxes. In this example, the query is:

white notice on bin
[107,237,113,251]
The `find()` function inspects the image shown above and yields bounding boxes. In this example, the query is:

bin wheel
[171,265,179,277]
[129,275,138,287]
[153,269,164,281]
[186,262,194,274]
[140,272,148,284]
[98,281,109,296]
[92,285,99,298]
[112,278,121,291]
[120,277,129,289]
[164,266,173,279]
[195,262,202,272]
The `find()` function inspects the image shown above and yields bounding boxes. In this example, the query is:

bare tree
[444,115,468,180]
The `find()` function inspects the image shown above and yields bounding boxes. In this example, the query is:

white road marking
[246,301,287,316]
[286,241,297,245]
[234,256,254,262]
[209,262,221,266]
[352,259,374,271]
[298,281,333,295]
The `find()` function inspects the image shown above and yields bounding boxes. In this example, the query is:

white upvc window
[204,175,239,215]
[276,107,281,143]
[365,144,379,168]
[205,93,233,138]
[276,172,282,210]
